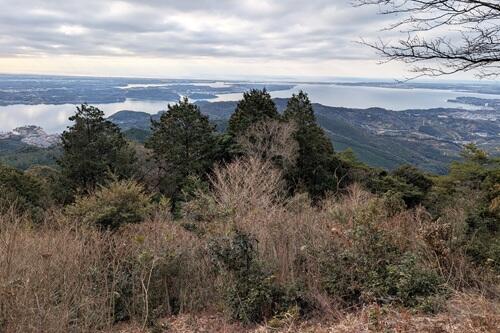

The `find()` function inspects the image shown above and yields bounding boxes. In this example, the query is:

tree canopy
[146,98,217,209]
[58,104,137,194]
[228,89,279,136]
[283,91,346,199]
[0,163,47,220]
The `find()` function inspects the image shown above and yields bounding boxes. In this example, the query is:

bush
[66,180,151,230]
[209,231,309,323]
[0,216,115,332]
[0,215,214,332]
[366,172,427,208]
[111,221,215,326]
[0,163,47,221]
[26,165,72,205]
[386,254,447,312]
[319,199,446,310]
[465,207,500,272]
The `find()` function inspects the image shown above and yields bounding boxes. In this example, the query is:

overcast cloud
[0,0,412,78]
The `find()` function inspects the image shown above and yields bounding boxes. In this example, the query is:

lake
[1,83,498,133]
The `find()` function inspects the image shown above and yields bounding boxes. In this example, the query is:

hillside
[2,99,498,173]
[0,126,60,169]
[108,99,499,173]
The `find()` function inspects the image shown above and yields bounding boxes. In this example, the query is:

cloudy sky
[0,0,436,79]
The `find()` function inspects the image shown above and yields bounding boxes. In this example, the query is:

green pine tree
[228,89,279,136]
[146,98,217,212]
[283,91,345,199]
[58,104,137,195]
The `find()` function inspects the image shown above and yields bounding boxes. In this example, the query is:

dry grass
[0,212,215,333]
[0,211,113,332]
[108,293,500,333]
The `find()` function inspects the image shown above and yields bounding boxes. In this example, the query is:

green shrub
[102,221,213,327]
[0,163,47,220]
[114,241,187,324]
[320,202,446,310]
[465,207,500,272]
[26,165,73,205]
[209,231,309,323]
[367,173,427,208]
[386,254,447,312]
[381,190,407,217]
[320,224,401,305]
[66,180,151,230]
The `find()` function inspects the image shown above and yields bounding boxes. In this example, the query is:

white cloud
[57,24,89,36]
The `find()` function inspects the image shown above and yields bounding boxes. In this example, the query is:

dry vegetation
[1,158,499,332]
[120,293,496,333]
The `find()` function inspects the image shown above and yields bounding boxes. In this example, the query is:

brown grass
[108,293,500,333]
[0,212,215,333]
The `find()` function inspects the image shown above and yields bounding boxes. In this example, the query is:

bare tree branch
[354,0,500,78]
[236,120,298,172]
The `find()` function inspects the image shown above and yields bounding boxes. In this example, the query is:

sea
[1,82,499,133]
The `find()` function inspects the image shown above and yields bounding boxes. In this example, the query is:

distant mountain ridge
[108,110,155,130]
[107,99,499,173]
[1,100,498,173]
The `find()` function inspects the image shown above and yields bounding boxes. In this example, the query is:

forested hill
[1,99,497,173]
[109,99,499,174]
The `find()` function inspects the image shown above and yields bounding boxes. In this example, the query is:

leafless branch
[354,0,500,78]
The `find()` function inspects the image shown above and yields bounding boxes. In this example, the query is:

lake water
[1,83,498,133]
[214,84,496,109]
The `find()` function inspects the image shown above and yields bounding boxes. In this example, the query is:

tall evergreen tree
[146,98,217,210]
[283,91,345,199]
[58,104,136,194]
[228,89,279,136]
[283,91,316,127]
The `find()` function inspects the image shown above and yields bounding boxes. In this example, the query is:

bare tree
[354,0,500,78]
[236,119,298,172]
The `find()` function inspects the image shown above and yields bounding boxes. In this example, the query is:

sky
[0,0,471,80]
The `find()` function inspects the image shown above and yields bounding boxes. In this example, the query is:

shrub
[0,214,214,332]
[208,157,285,220]
[0,215,115,332]
[209,231,309,323]
[0,163,47,221]
[236,119,298,171]
[66,179,151,230]
[26,165,72,205]
[386,254,447,312]
[319,198,446,310]
[465,207,500,272]
[367,172,427,208]
[111,221,215,327]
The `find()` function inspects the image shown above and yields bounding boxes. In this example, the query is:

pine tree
[228,89,279,136]
[58,104,136,194]
[146,98,217,210]
[283,91,345,199]
[283,90,315,127]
